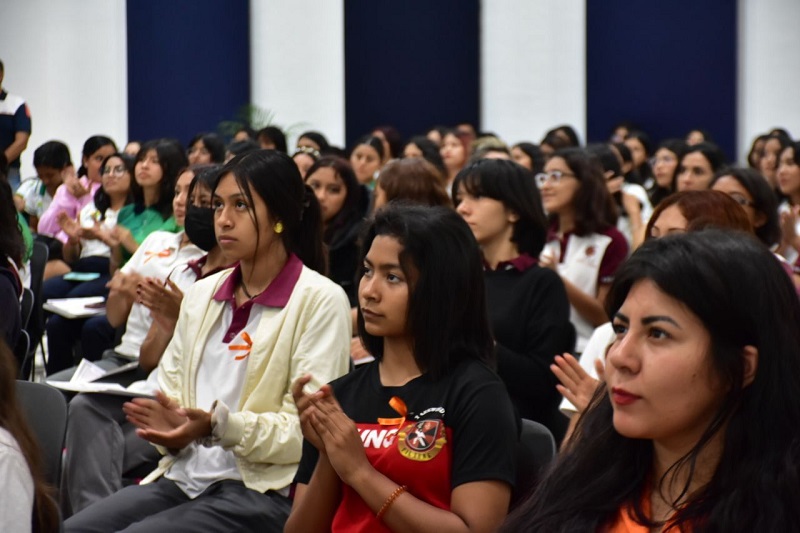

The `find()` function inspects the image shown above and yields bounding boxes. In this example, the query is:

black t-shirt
[294,359,518,532]
[485,263,574,441]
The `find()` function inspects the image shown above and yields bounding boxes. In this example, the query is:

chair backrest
[26,241,49,352]
[15,380,68,488]
[511,418,557,509]
[20,287,34,331]
[13,329,30,373]
[29,241,48,306]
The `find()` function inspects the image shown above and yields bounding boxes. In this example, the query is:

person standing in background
[0,59,32,191]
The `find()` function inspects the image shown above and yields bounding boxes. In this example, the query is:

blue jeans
[6,166,20,191]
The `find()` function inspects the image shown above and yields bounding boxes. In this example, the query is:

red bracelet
[376,485,408,520]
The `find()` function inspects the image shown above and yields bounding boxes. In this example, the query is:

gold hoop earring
[274,222,284,234]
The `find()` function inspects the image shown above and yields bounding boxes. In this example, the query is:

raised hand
[57,211,82,243]
[551,353,601,414]
[62,166,88,198]
[291,375,331,452]
[308,391,370,485]
[106,271,142,300]
[138,278,184,332]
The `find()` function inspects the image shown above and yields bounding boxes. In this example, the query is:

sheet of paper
[70,359,107,383]
[43,296,106,319]
[46,380,155,399]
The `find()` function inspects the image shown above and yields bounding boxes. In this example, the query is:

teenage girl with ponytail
[64,150,352,532]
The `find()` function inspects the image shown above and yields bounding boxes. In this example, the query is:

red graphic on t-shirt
[228,331,252,360]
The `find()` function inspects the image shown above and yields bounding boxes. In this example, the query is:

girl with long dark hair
[286,204,517,533]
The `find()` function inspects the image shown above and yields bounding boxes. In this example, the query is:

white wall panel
[738,0,800,162]
[0,0,128,177]
[250,0,346,148]
[481,0,586,145]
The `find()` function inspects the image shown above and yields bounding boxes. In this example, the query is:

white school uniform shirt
[541,232,615,353]
[115,231,203,359]
[165,258,303,498]
[16,177,52,219]
[778,200,800,265]
[77,202,119,259]
[616,183,653,248]
[0,427,34,533]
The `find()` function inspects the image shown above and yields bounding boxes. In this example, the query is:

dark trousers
[46,315,116,375]
[64,477,291,533]
[42,256,111,302]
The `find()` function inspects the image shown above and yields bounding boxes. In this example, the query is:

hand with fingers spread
[137,278,184,332]
[109,225,138,254]
[82,221,113,244]
[57,211,82,243]
[106,270,142,300]
[62,166,88,198]
[123,390,211,450]
[291,375,331,452]
[308,391,370,485]
[551,353,602,414]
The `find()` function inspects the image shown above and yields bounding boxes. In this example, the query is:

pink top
[37,176,101,242]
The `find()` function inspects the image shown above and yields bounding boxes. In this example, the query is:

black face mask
[184,205,217,251]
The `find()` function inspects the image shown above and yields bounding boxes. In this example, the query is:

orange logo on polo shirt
[585,245,596,257]
[397,420,446,462]
[228,331,252,361]
[144,248,173,263]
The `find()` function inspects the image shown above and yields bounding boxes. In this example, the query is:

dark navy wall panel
[344,0,480,148]
[586,1,737,160]
[127,0,249,146]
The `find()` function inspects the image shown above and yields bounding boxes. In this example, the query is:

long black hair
[131,139,188,219]
[77,135,117,177]
[453,159,548,257]
[503,230,800,531]
[216,150,325,274]
[550,147,617,234]
[304,156,363,245]
[357,204,494,380]
[710,167,781,248]
[0,180,24,267]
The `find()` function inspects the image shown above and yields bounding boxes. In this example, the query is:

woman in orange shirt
[503,229,800,532]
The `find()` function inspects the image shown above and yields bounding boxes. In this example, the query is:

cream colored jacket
[142,265,351,492]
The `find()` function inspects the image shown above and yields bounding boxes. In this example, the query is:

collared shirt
[212,253,303,342]
[115,232,203,358]
[166,253,303,498]
[37,177,102,242]
[545,223,628,284]
[15,178,52,219]
[483,253,538,272]
[0,89,32,168]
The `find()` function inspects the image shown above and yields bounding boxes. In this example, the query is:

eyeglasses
[102,165,127,177]
[727,193,755,207]
[534,170,576,188]
[649,155,677,167]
